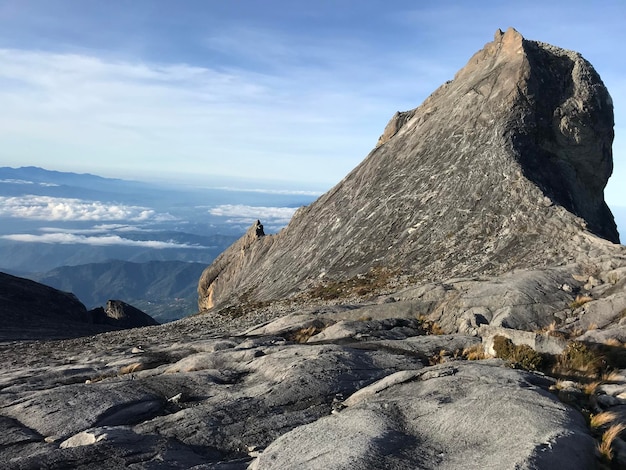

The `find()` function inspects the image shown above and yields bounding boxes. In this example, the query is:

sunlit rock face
[199,28,618,311]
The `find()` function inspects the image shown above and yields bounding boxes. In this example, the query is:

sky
[0,0,625,209]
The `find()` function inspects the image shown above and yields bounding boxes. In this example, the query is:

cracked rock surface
[0,308,597,469]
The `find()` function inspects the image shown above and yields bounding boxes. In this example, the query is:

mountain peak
[198,29,619,311]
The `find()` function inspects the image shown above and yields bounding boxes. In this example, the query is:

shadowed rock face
[90,300,160,329]
[199,28,618,310]
[0,271,101,341]
[0,272,158,340]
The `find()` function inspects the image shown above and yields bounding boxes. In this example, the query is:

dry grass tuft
[119,362,144,375]
[603,338,624,348]
[535,320,569,338]
[601,370,623,383]
[582,380,602,396]
[536,320,558,333]
[590,411,619,430]
[567,327,586,339]
[570,294,593,309]
[417,315,445,335]
[463,343,488,361]
[285,325,325,343]
[428,349,450,365]
[550,380,568,391]
[598,423,626,463]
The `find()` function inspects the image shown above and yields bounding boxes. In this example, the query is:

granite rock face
[0,272,107,341]
[0,309,601,469]
[198,28,619,311]
[4,260,626,468]
[251,362,595,470]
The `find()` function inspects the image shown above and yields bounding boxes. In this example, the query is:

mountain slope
[198,28,619,311]
[29,260,208,321]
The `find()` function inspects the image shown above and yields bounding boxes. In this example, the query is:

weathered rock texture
[0,307,603,469]
[199,27,619,311]
[3,248,626,468]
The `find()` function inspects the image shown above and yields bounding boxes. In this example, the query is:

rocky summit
[198,27,618,311]
[3,28,626,469]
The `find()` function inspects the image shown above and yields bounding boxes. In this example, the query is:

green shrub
[492,335,544,371]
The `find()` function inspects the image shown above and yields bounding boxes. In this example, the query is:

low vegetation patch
[305,266,398,301]
[570,294,593,309]
[552,341,605,379]
[494,336,626,466]
[417,314,445,335]
[462,343,488,361]
[492,335,545,371]
[218,300,272,318]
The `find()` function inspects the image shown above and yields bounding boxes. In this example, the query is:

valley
[0,166,319,321]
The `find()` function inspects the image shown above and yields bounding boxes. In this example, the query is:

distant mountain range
[26,260,207,323]
[0,166,318,321]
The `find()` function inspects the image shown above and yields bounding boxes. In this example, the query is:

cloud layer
[209,204,298,225]
[0,179,59,187]
[0,195,156,221]
[0,33,446,185]
[1,232,205,249]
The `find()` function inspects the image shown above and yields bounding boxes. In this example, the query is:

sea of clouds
[208,204,298,226]
[0,195,160,222]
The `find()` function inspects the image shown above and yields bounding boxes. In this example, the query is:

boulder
[89,299,160,328]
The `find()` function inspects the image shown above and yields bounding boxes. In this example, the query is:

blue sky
[0,0,624,209]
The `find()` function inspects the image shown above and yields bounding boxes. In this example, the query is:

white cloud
[0,43,430,185]
[0,178,59,186]
[1,232,206,249]
[0,195,156,221]
[209,204,298,225]
[211,186,323,197]
[38,224,145,234]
